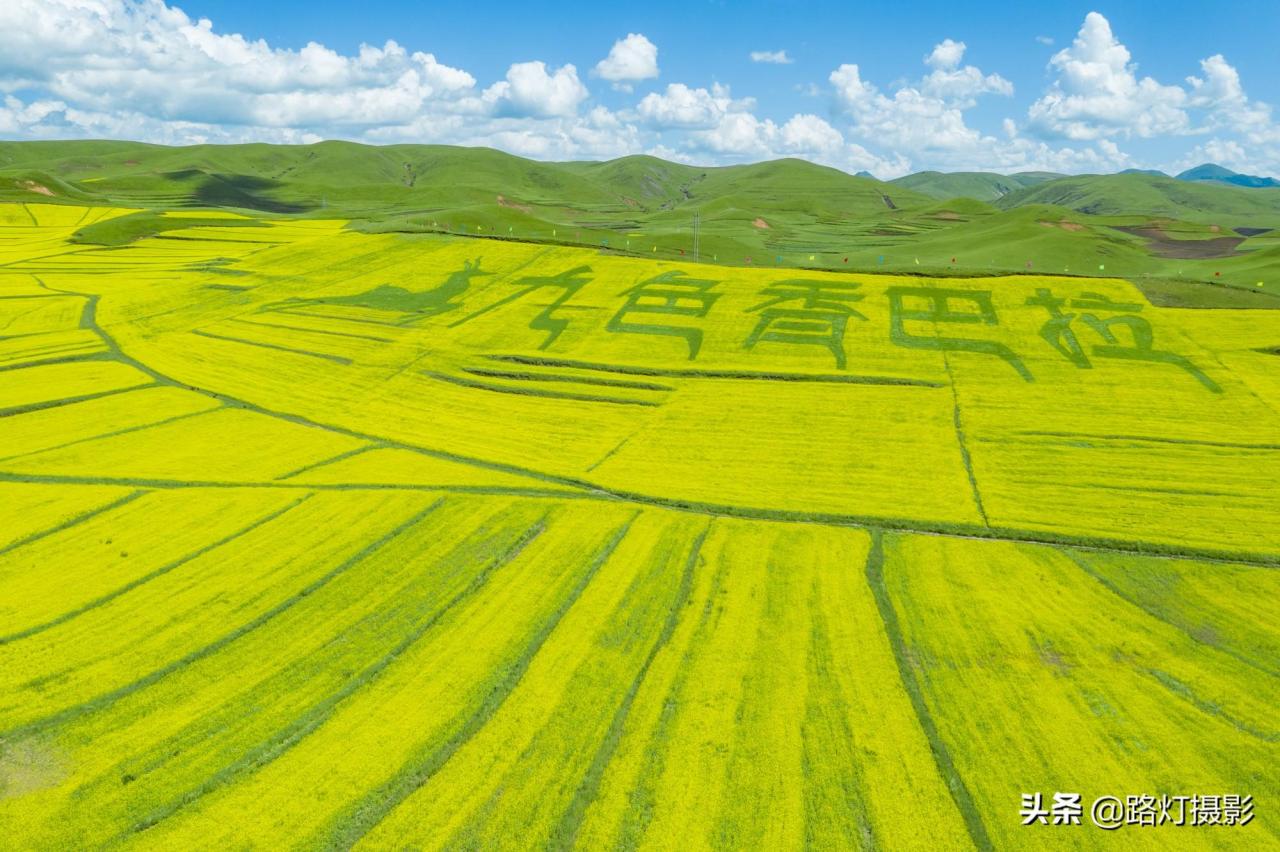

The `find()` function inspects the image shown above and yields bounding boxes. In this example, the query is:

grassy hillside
[0,140,926,218]
[889,170,1062,201]
[3,140,1280,304]
[996,172,1280,227]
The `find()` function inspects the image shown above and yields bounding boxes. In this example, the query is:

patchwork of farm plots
[1,203,1277,849]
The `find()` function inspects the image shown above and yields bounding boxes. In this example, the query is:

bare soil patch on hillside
[19,180,53,196]
[1113,225,1244,259]
[496,195,532,214]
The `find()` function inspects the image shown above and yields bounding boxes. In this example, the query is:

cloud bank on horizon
[1,2,1276,179]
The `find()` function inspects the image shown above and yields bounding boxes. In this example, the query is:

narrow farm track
[0,204,1277,849]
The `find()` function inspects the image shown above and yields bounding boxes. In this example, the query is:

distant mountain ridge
[1176,163,1280,188]
[888,170,1064,202]
[1,141,1277,266]
[891,164,1280,202]
[992,171,1280,224]
[2,140,1278,307]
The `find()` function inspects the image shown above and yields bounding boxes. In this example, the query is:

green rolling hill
[2,140,1279,306]
[994,171,1280,227]
[0,141,928,218]
[888,170,1062,202]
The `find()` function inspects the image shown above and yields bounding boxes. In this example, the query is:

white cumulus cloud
[1187,54,1274,141]
[830,39,1011,155]
[1027,12,1189,140]
[0,1,476,130]
[2,0,1277,179]
[592,33,659,91]
[486,61,589,118]
[1171,138,1280,176]
[925,39,966,71]
[637,83,751,129]
[749,50,793,65]
[921,40,1013,103]
[827,35,1142,175]
[780,114,843,152]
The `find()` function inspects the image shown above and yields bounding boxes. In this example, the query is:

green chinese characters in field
[744,279,867,369]
[255,252,1223,392]
[1025,288,1222,392]
[605,271,722,359]
[886,285,1033,381]
[451,265,595,349]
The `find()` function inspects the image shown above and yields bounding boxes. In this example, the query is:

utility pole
[693,213,701,261]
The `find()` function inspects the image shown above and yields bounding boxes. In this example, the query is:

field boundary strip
[123,505,546,837]
[273,445,381,481]
[230,317,394,343]
[0,406,215,464]
[484,353,945,388]
[0,494,314,646]
[941,350,988,527]
[422,370,663,407]
[0,469,1276,568]
[1009,429,1280,452]
[1062,550,1280,679]
[461,366,674,392]
[864,530,994,851]
[0,382,156,421]
[0,497,446,741]
[3,255,1275,572]
[319,512,640,847]
[0,489,147,558]
[188,329,354,365]
[552,523,711,848]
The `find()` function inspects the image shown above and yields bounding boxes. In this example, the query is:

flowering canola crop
[0,204,1276,848]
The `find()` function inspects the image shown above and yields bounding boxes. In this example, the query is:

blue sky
[3,1,1278,177]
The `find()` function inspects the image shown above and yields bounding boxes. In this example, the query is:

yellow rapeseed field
[0,204,1276,849]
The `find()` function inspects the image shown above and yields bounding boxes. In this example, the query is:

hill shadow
[157,170,314,213]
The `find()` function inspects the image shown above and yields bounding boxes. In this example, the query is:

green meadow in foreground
[0,143,1277,849]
